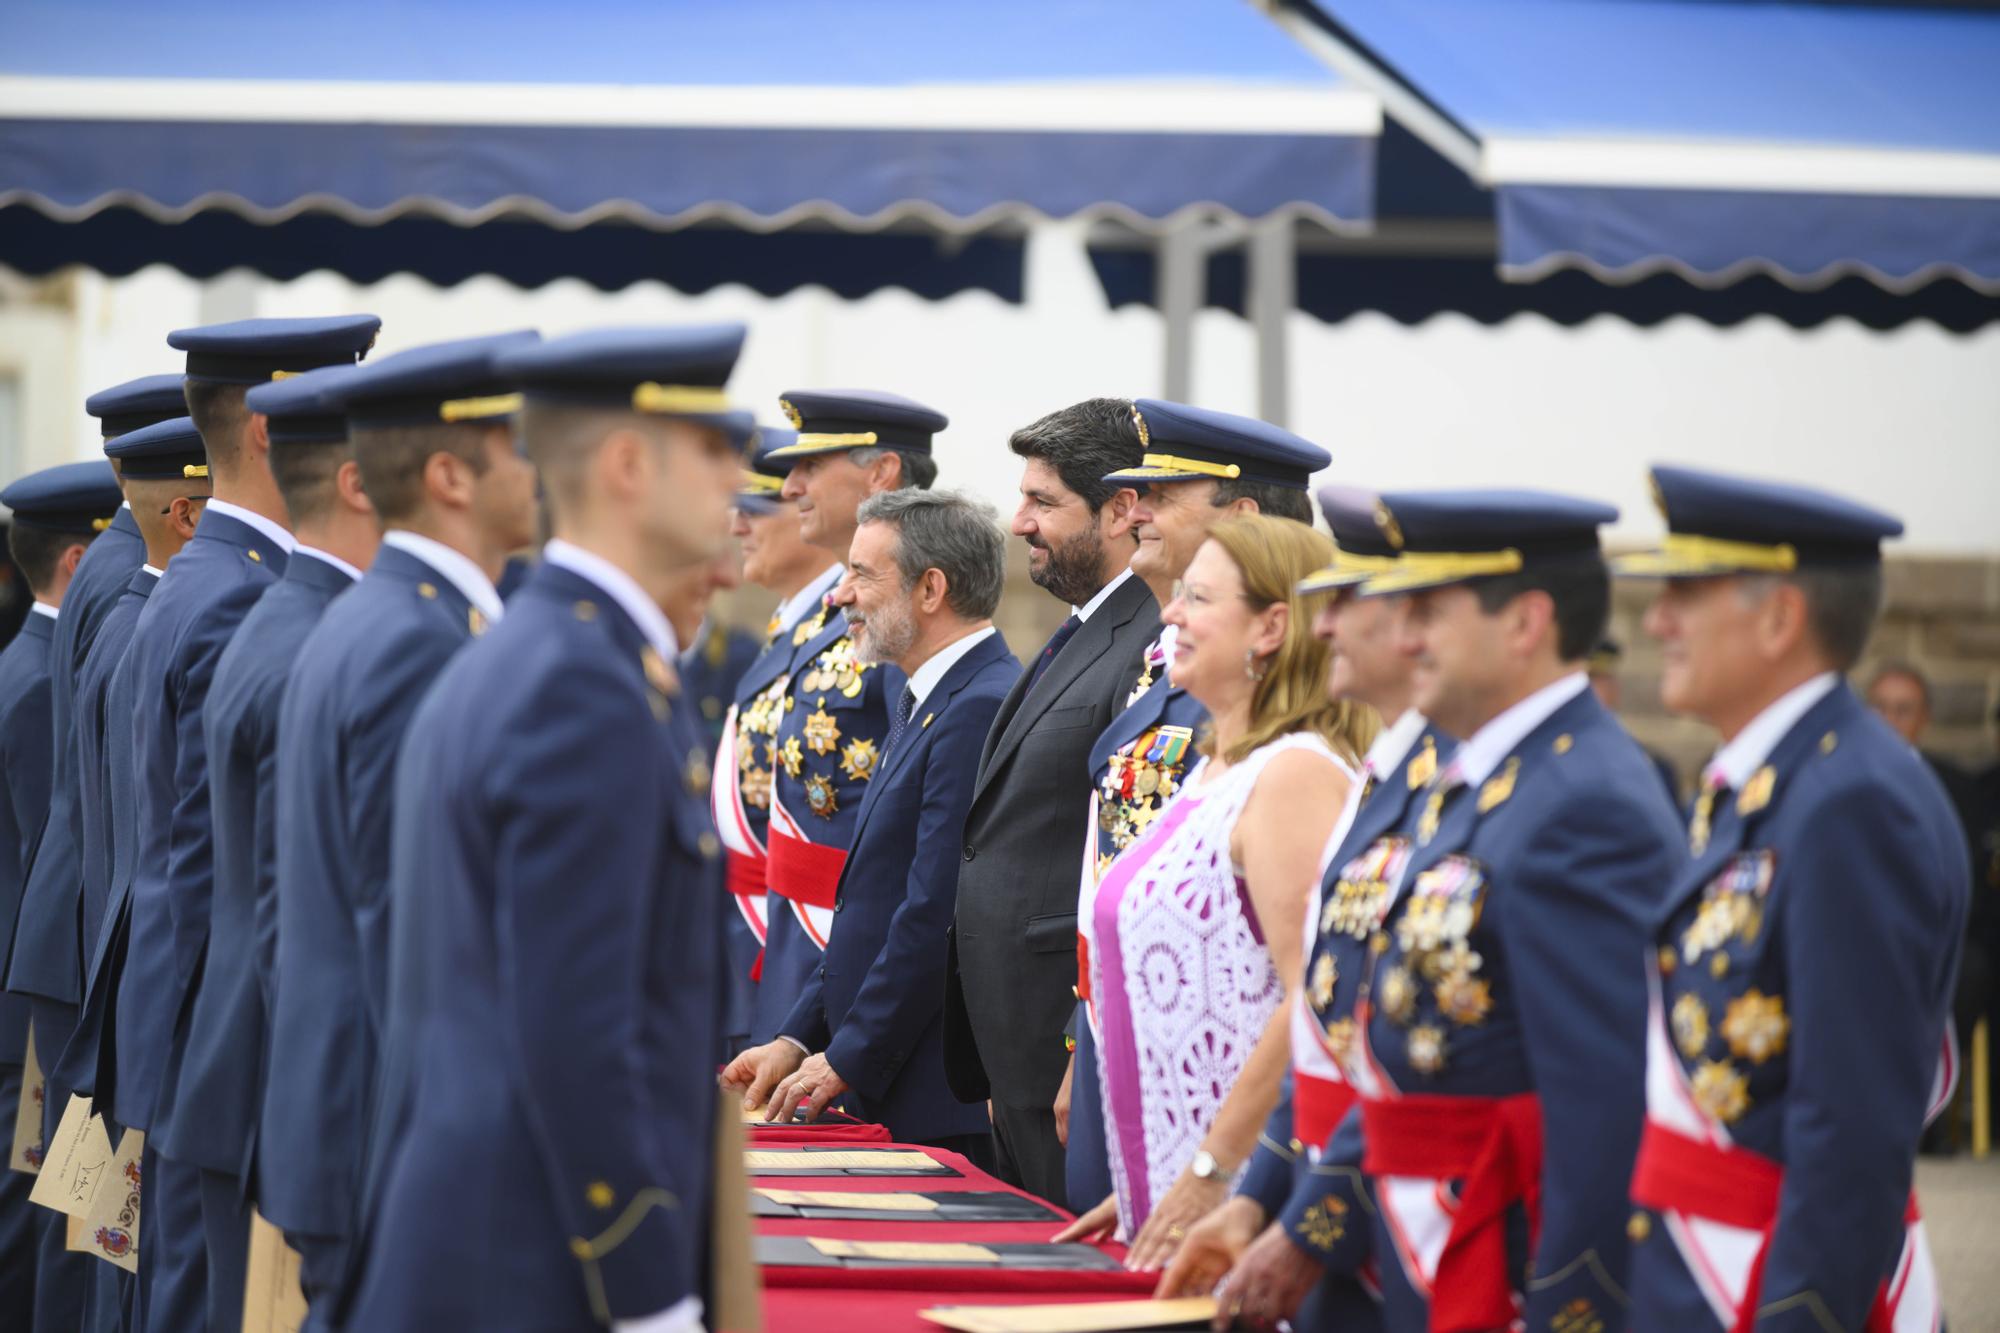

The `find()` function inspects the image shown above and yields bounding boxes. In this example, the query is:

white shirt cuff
[613,1295,704,1333]
[777,1035,811,1056]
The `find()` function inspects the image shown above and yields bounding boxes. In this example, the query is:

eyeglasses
[1169,579,1260,610]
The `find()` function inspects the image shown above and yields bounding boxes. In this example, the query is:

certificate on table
[743,1147,959,1177]
[919,1297,1218,1331]
[756,1236,1124,1272]
[752,1187,1063,1223]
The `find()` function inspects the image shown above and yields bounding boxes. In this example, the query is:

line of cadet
[0,309,1972,1333]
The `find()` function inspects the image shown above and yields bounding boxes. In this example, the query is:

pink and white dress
[1088,733,1353,1238]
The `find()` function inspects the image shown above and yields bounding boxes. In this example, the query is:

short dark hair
[354,422,494,525]
[1867,658,1929,704]
[850,446,936,492]
[1007,398,1142,513]
[270,440,355,526]
[1472,557,1610,663]
[7,523,93,595]
[1211,477,1313,525]
[183,379,247,471]
[1787,566,1884,672]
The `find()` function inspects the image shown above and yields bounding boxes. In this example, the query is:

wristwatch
[1190,1149,1224,1181]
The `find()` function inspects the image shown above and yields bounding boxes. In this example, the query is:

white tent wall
[11,223,1999,553]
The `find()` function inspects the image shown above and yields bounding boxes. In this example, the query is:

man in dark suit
[0,460,121,1328]
[51,415,210,1333]
[724,489,1016,1157]
[346,323,745,1333]
[258,331,537,1324]
[168,366,377,1330]
[124,315,378,1333]
[945,398,1156,1202]
[1621,468,1967,1331]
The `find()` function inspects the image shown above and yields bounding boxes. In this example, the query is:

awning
[1266,0,2000,293]
[0,0,1381,296]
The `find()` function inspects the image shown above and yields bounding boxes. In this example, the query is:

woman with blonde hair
[1058,514,1379,1268]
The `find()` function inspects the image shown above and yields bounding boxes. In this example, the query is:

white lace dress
[1087,732,1352,1237]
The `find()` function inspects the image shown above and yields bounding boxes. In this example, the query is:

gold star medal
[803,706,841,755]
[839,738,878,782]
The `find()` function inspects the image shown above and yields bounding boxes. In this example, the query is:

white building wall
[10,223,1998,553]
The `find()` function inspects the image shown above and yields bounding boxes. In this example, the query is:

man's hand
[1156,1194,1264,1299]
[718,1040,806,1114]
[1054,1053,1075,1148]
[768,1052,850,1124]
[1213,1222,1323,1331]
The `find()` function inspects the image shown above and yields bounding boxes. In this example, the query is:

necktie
[1024,614,1083,698]
[883,684,918,760]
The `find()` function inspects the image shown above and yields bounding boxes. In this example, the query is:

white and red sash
[1631,969,1947,1333]
[765,789,841,950]
[711,703,770,944]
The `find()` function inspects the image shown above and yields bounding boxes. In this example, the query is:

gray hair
[847,445,938,491]
[1736,566,1885,671]
[856,488,1005,619]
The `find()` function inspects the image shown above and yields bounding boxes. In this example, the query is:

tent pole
[1249,214,1295,428]
[1160,220,1204,401]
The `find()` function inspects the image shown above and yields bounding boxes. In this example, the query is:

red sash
[1294,1071,1357,1152]
[726,850,767,903]
[766,826,846,910]
[1630,1122,1915,1333]
[1362,1092,1543,1333]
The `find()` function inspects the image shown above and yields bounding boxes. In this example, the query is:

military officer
[53,416,211,1333]
[345,322,746,1333]
[121,315,377,1333]
[166,366,373,1329]
[725,489,1017,1154]
[1057,401,1327,1214]
[3,378,183,1333]
[1617,467,1968,1332]
[1333,489,1684,1333]
[752,391,942,1041]
[1165,483,1454,1330]
[258,330,536,1323]
[711,428,844,1051]
[0,460,121,1325]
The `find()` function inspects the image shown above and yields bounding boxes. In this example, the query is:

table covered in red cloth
[749,1141,1159,1333]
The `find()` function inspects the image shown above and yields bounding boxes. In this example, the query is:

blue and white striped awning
[0,0,1381,247]
[1267,0,2000,292]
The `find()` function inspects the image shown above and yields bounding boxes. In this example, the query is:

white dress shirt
[1071,565,1135,623]
[540,539,679,663]
[381,530,503,625]
[777,564,845,632]
[28,602,58,622]
[1448,671,1590,787]
[904,625,998,713]
[202,497,296,556]
[1703,672,1839,791]
[290,544,363,584]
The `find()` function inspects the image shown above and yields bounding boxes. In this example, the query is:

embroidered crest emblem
[1406,735,1437,789]
[803,706,841,756]
[94,1228,133,1258]
[1720,989,1789,1064]
[839,738,878,782]
[779,397,802,429]
[1737,764,1776,816]
[1295,1196,1348,1252]
[1476,757,1518,813]
[803,772,839,818]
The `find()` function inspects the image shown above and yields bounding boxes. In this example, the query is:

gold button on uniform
[586,1181,615,1210]
[569,1237,593,1260]
[246,549,262,563]
[1627,1211,1652,1242]
[418,582,438,599]
[574,600,598,622]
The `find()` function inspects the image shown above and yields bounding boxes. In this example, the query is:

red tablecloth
[742,1118,893,1146]
[750,1142,1156,1330]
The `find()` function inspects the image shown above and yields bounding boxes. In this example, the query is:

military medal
[1720,990,1788,1064]
[1736,765,1776,816]
[1476,757,1518,813]
[803,772,839,818]
[1405,735,1437,790]
[839,738,878,782]
[803,706,841,755]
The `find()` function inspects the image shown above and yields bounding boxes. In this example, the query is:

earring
[1244,648,1268,682]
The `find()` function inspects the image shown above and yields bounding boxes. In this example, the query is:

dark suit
[1629,686,1968,1332]
[780,630,1016,1144]
[259,542,481,1315]
[346,560,720,1331]
[949,572,1157,1200]
[122,506,287,1333]
[0,609,57,1326]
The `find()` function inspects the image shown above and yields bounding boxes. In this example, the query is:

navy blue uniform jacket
[259,543,479,1240]
[346,561,720,1331]
[779,630,1015,1142]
